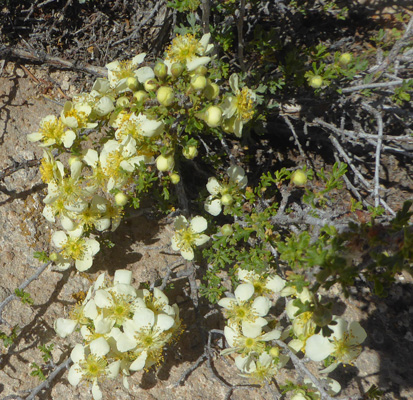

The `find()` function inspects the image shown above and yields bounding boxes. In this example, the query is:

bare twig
[0,46,107,77]
[0,159,40,182]
[172,353,207,387]
[361,103,384,208]
[370,15,413,77]
[312,118,396,215]
[340,79,403,93]
[220,138,238,164]
[275,340,335,400]
[25,357,72,400]
[0,262,51,325]
[282,115,307,161]
[237,0,246,71]
[201,0,211,34]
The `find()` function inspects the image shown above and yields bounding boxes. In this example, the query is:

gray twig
[283,115,306,161]
[340,79,403,93]
[371,15,413,77]
[201,0,211,34]
[0,262,51,325]
[361,103,384,208]
[237,0,246,71]
[25,357,72,400]
[275,340,336,400]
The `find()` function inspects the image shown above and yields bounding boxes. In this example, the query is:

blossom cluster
[219,271,367,397]
[28,32,256,273]
[218,268,288,383]
[54,270,182,399]
[282,285,367,373]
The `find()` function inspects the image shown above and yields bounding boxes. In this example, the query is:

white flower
[171,216,209,260]
[204,165,247,216]
[51,230,100,271]
[115,308,176,371]
[111,111,164,141]
[222,323,281,357]
[304,377,341,396]
[106,53,146,88]
[218,283,271,327]
[165,33,214,72]
[237,268,285,295]
[100,135,147,191]
[68,338,120,400]
[305,318,367,370]
[235,350,289,382]
[222,74,256,137]
[60,101,96,130]
[94,283,138,326]
[27,115,76,148]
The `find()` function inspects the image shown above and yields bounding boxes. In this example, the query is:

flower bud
[221,193,233,206]
[154,62,168,79]
[339,52,352,66]
[126,77,139,90]
[49,252,58,261]
[309,75,323,89]
[133,90,148,103]
[205,106,222,128]
[144,79,157,92]
[116,96,130,108]
[194,65,208,76]
[220,224,233,236]
[183,145,198,160]
[115,192,129,206]
[291,170,307,186]
[191,75,207,90]
[157,86,175,107]
[269,347,280,358]
[156,154,175,172]
[204,82,220,100]
[291,394,308,400]
[171,62,184,78]
[170,173,180,184]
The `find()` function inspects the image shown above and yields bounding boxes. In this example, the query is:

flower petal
[52,231,67,248]
[67,364,83,386]
[194,234,209,246]
[91,380,103,400]
[116,332,137,352]
[130,352,147,371]
[234,283,254,302]
[75,256,93,272]
[305,334,334,362]
[54,318,77,338]
[114,269,132,285]
[70,344,85,363]
[190,216,207,233]
[251,296,271,317]
[204,197,222,216]
[206,177,221,195]
[90,337,110,357]
[266,275,286,293]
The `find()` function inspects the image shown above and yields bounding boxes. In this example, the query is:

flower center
[112,60,135,81]
[81,354,107,381]
[40,118,65,143]
[39,157,55,183]
[62,237,86,260]
[236,88,255,122]
[166,34,203,63]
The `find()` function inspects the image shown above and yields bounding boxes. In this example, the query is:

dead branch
[0,261,51,325]
[0,46,107,77]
